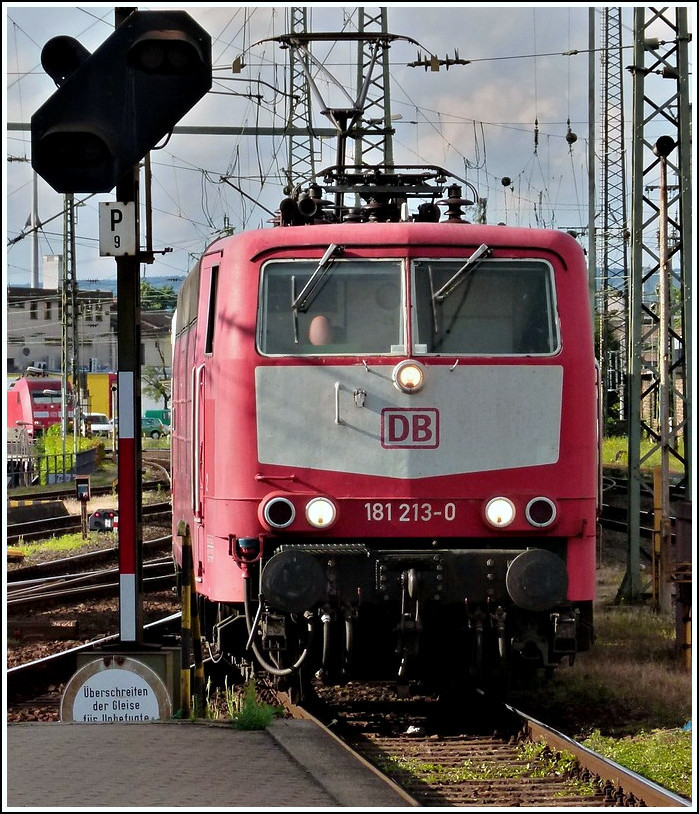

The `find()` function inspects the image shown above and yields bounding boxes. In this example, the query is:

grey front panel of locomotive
[255,364,563,478]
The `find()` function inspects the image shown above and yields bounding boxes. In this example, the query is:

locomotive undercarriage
[203,541,593,696]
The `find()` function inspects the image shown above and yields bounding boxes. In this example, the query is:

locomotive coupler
[468,606,487,675]
[341,604,358,680]
[261,611,289,654]
[551,610,578,655]
[490,605,508,662]
[317,606,335,683]
[395,569,423,680]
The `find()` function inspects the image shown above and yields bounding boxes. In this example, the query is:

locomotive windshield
[258,257,557,356]
[258,260,404,354]
[412,259,559,355]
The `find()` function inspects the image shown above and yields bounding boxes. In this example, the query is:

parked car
[81,412,113,437]
[141,416,168,439]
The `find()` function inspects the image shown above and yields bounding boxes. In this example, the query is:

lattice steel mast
[621,6,692,602]
[62,194,80,452]
[285,8,316,195]
[354,7,395,168]
[597,7,629,430]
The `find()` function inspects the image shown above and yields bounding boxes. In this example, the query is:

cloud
[4,4,690,286]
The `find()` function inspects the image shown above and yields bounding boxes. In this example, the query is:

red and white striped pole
[116,369,142,641]
[115,6,143,643]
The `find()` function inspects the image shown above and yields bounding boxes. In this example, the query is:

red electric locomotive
[6,370,74,440]
[171,165,599,698]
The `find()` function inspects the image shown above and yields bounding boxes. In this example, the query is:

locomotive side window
[258,260,404,354]
[32,392,62,404]
[204,265,219,355]
[412,260,559,355]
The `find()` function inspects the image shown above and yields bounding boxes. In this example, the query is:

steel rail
[7,568,176,609]
[7,502,172,545]
[7,535,172,582]
[6,613,183,701]
[7,477,167,504]
[7,556,175,600]
[512,705,691,808]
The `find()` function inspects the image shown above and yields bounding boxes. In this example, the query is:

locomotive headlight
[485,497,516,528]
[393,359,425,393]
[305,497,337,528]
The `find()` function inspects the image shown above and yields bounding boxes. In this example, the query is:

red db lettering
[381,408,439,449]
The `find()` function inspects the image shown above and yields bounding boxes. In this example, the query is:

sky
[3,3,696,290]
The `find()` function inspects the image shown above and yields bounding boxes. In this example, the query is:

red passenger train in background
[170,164,600,699]
[6,370,74,440]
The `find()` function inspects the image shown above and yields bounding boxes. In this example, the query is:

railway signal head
[75,476,91,502]
[31,9,212,193]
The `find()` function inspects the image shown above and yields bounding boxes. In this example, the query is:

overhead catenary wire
[5,5,598,285]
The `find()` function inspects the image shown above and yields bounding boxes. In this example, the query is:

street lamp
[652,134,676,612]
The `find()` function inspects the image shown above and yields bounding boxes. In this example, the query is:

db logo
[381,408,439,449]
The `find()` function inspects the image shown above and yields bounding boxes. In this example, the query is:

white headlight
[306,497,337,528]
[485,497,515,528]
[393,359,425,393]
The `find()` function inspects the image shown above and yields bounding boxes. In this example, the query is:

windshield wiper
[433,243,491,302]
[292,243,345,313]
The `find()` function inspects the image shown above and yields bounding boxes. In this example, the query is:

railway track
[9,643,687,808]
[8,445,171,503]
[6,612,182,711]
[279,681,691,808]
[7,535,176,609]
[602,469,686,503]
[7,559,176,609]
[6,500,172,545]
[600,502,659,539]
[7,535,171,581]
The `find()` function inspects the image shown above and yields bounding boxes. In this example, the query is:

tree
[142,365,170,410]
[140,280,177,311]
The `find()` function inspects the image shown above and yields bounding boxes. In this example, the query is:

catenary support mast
[621,6,691,602]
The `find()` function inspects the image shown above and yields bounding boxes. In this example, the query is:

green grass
[205,677,283,730]
[582,728,692,799]
[602,434,685,472]
[142,436,170,450]
[12,530,116,558]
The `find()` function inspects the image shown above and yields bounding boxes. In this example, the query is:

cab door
[191,251,221,581]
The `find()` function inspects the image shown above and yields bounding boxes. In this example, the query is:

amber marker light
[392,359,425,393]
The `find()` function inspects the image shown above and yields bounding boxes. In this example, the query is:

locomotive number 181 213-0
[364,502,457,522]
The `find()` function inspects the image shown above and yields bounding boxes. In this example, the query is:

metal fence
[6,448,98,489]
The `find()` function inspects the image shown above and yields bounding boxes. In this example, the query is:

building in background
[6,286,117,374]
[6,289,173,377]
